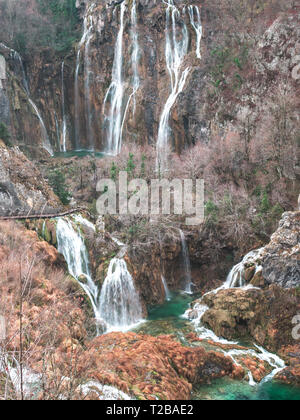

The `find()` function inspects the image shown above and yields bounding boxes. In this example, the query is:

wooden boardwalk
[0,208,89,221]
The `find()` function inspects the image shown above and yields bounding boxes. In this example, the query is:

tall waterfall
[74,3,95,149]
[179,230,192,294]
[103,2,127,155]
[28,99,54,156]
[61,61,67,152]
[84,16,95,151]
[120,0,140,134]
[56,218,101,323]
[0,42,53,156]
[156,1,190,172]
[99,258,143,331]
[188,5,203,59]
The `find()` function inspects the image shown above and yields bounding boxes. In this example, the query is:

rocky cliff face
[262,211,300,288]
[0,143,61,216]
[1,0,299,161]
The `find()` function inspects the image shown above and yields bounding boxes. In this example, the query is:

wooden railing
[0,207,90,221]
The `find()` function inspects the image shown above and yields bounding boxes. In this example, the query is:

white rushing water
[84,15,95,150]
[120,0,140,136]
[56,217,101,325]
[162,275,171,301]
[74,3,95,149]
[28,98,54,156]
[99,258,144,332]
[61,61,67,152]
[103,2,127,155]
[156,0,190,172]
[222,248,265,290]
[179,229,193,294]
[56,216,143,334]
[188,5,203,59]
[184,248,285,384]
[0,42,53,155]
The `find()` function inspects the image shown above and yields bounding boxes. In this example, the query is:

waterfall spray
[74,3,95,150]
[188,5,203,59]
[120,0,140,137]
[0,43,53,156]
[61,61,67,152]
[179,229,192,293]
[99,258,143,331]
[103,2,127,155]
[162,276,171,301]
[156,1,190,173]
[56,218,102,327]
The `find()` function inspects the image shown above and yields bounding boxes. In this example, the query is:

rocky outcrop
[262,212,300,288]
[77,332,236,400]
[0,143,61,216]
[201,285,300,352]
[275,344,300,386]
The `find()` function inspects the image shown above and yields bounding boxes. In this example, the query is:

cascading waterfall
[56,217,101,325]
[156,1,190,172]
[0,42,53,156]
[28,99,54,156]
[0,43,29,95]
[61,61,67,152]
[222,248,265,290]
[179,229,193,293]
[162,275,171,301]
[84,17,95,151]
[184,247,285,385]
[74,3,95,150]
[99,258,143,331]
[103,2,127,155]
[188,5,203,59]
[120,0,140,136]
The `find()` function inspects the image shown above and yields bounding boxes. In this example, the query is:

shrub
[48,169,71,205]
[0,122,12,147]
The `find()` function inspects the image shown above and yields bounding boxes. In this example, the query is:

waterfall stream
[99,258,144,332]
[184,248,285,385]
[28,99,54,156]
[162,275,171,301]
[179,230,193,294]
[56,218,101,325]
[188,5,203,59]
[103,2,127,155]
[156,1,190,172]
[0,42,53,156]
[74,3,95,150]
[120,0,140,136]
[56,216,143,333]
[61,62,67,152]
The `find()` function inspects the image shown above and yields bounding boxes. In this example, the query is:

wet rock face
[72,0,205,152]
[201,285,300,352]
[262,212,300,288]
[0,54,10,127]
